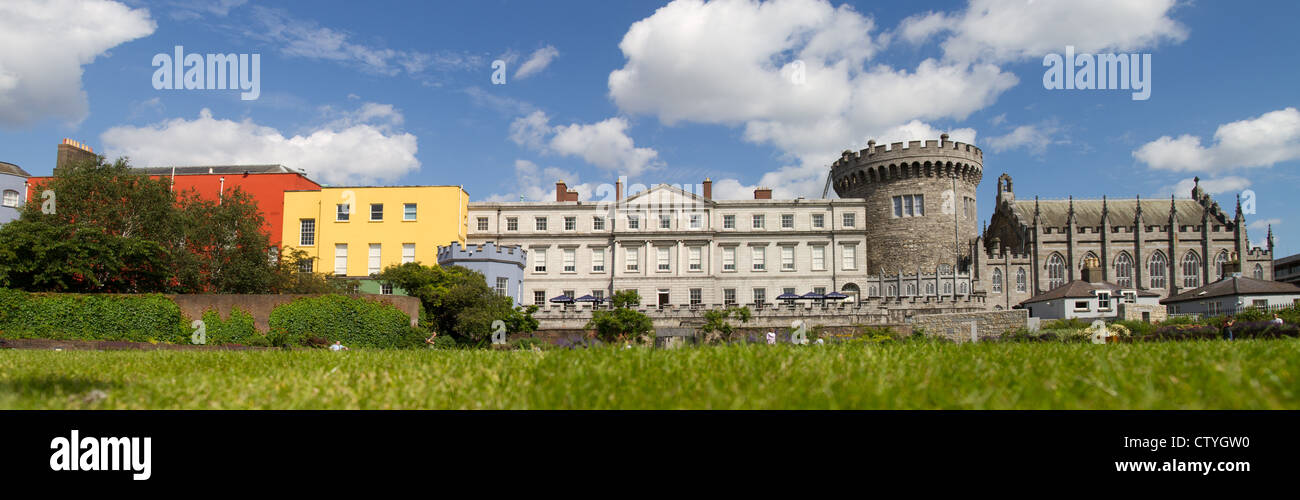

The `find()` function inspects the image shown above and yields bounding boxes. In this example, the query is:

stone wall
[1117,303,1167,323]
[523,309,1026,345]
[531,300,991,330]
[168,294,421,332]
[908,309,1028,343]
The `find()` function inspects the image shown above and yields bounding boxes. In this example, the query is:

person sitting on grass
[425,331,438,347]
[329,341,349,351]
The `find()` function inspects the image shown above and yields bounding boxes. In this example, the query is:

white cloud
[463,87,537,116]
[1133,107,1300,173]
[0,0,155,127]
[483,159,595,202]
[986,123,1056,155]
[896,11,951,45]
[607,0,1016,197]
[1156,176,1252,200]
[1249,218,1280,233]
[247,6,482,77]
[165,0,247,20]
[101,106,419,185]
[900,0,1188,63]
[515,46,559,79]
[509,111,661,176]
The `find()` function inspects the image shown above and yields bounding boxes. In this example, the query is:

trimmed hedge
[0,289,186,343]
[200,307,262,346]
[268,294,417,348]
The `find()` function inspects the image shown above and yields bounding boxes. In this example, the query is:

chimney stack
[554,180,578,202]
[753,187,772,200]
[616,178,623,202]
[703,177,712,200]
[56,138,96,170]
[1082,256,1103,283]
[1223,253,1242,278]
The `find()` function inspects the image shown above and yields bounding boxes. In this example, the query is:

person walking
[1223,319,1235,341]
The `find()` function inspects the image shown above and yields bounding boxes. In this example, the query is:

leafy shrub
[1149,324,1220,341]
[1040,318,1091,330]
[1159,315,1200,326]
[428,334,458,350]
[1224,321,1300,339]
[199,307,260,346]
[1113,320,1155,337]
[268,295,412,349]
[0,291,186,343]
[510,337,550,350]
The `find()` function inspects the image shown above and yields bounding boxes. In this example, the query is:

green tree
[699,306,752,344]
[0,156,277,293]
[376,262,537,345]
[269,247,355,294]
[585,290,654,343]
[0,219,169,292]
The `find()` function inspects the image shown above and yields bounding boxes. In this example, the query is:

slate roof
[0,161,30,177]
[1022,279,1160,304]
[1162,275,1300,304]
[1011,198,1215,227]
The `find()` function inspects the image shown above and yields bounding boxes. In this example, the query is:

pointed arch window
[1182,251,1201,288]
[1149,251,1168,289]
[991,268,1003,293]
[1015,268,1027,292]
[1114,252,1133,288]
[1047,253,1066,289]
[1214,251,1229,281]
[1254,264,1264,280]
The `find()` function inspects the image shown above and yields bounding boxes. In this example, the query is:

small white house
[1161,275,1300,315]
[1020,260,1161,320]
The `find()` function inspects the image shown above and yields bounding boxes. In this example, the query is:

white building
[467,180,877,308]
[1161,274,1300,315]
[1020,261,1161,320]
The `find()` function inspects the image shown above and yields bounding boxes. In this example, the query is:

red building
[28,164,321,247]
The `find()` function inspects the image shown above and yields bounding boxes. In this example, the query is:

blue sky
[1,0,1298,255]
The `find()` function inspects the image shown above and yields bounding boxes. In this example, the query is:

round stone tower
[830,134,983,273]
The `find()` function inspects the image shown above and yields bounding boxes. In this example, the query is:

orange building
[27,163,321,247]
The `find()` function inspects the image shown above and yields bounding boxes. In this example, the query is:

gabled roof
[0,161,30,177]
[1021,279,1160,304]
[1162,275,1300,304]
[622,183,713,206]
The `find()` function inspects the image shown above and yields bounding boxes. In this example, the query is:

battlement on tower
[437,241,527,267]
[831,138,983,168]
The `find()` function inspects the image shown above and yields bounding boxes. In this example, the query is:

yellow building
[281,186,468,283]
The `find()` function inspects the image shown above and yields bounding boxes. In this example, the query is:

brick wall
[168,294,421,332]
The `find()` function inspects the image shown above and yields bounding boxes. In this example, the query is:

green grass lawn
[2,340,1298,409]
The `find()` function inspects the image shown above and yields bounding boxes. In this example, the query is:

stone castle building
[467,134,1276,318]
[981,175,1275,307]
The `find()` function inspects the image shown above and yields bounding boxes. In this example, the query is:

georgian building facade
[467,181,879,308]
